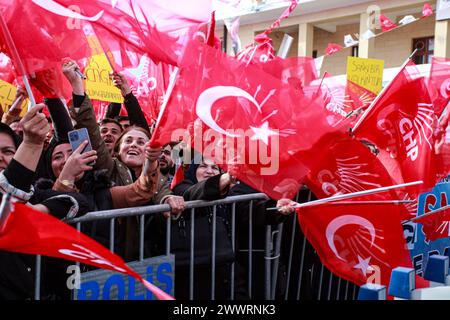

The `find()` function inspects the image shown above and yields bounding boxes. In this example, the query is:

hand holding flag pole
[351,49,418,133]
[267,180,423,211]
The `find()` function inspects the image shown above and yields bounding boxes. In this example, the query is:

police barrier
[30,190,359,300]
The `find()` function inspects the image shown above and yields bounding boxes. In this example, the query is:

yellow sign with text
[346,56,384,94]
[84,54,122,103]
[0,79,28,117]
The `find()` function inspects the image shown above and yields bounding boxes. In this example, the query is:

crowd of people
[0,59,310,300]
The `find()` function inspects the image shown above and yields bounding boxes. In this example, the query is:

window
[412,36,434,64]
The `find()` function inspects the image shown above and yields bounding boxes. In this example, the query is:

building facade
[221,0,449,76]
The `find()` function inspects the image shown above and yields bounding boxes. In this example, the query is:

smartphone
[68,128,95,166]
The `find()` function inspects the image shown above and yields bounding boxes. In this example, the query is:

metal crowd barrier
[31,191,359,300]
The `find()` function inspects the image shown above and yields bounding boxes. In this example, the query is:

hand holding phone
[58,140,97,183]
[68,128,95,166]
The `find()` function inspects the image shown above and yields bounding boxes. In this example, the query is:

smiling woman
[115,126,151,178]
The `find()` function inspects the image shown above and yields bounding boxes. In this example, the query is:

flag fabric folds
[354,62,441,192]
[297,202,412,288]
[151,43,333,199]
[0,202,173,300]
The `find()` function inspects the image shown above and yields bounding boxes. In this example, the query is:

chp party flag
[379,14,397,32]
[0,202,173,300]
[297,202,412,288]
[325,43,343,56]
[353,62,441,192]
[151,43,333,199]
[302,132,418,219]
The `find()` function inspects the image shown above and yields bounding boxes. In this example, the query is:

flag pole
[0,193,12,234]
[148,66,180,147]
[326,200,414,205]
[410,204,450,222]
[267,180,423,210]
[351,49,418,133]
[0,11,36,105]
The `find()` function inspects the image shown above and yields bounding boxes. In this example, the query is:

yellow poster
[84,36,122,103]
[346,56,384,94]
[84,54,122,103]
[0,79,28,117]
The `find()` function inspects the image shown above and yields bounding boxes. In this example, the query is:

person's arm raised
[14,104,49,171]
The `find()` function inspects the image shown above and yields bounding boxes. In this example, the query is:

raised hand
[111,72,132,96]
[62,58,84,95]
[20,104,49,146]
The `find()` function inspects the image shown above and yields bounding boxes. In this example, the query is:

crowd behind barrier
[20,190,360,301]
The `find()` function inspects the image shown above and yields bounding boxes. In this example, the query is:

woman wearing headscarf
[0,104,91,300]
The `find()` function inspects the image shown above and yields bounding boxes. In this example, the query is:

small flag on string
[399,15,416,25]
[422,3,434,17]
[361,30,375,40]
[379,14,397,32]
[325,43,343,56]
[344,34,358,47]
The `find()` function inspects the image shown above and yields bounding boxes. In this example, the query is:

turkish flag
[297,202,412,287]
[151,43,333,199]
[414,206,450,242]
[427,57,450,117]
[354,62,441,192]
[379,14,397,32]
[0,202,173,300]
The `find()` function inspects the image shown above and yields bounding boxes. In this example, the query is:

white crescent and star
[325,214,376,262]
[196,86,280,144]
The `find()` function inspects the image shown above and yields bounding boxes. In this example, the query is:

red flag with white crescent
[354,62,442,192]
[151,43,333,199]
[297,202,412,289]
[0,202,174,300]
